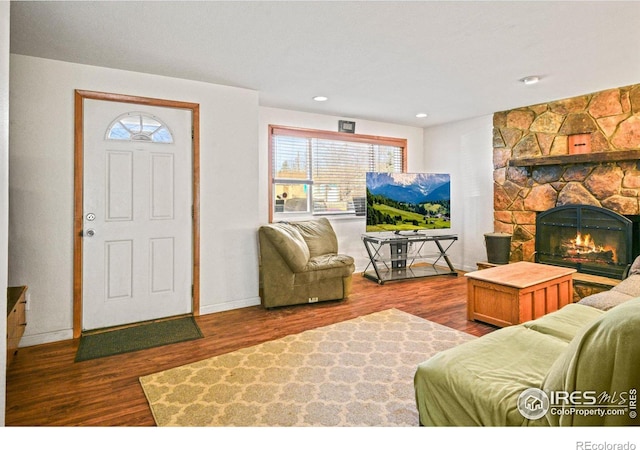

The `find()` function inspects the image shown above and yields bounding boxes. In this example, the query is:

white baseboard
[199,296,261,316]
[19,329,74,348]
[17,296,262,348]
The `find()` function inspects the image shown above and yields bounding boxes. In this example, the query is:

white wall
[258,108,495,273]
[423,115,495,272]
[1,0,11,427]
[258,107,426,271]
[7,54,494,353]
[9,55,261,346]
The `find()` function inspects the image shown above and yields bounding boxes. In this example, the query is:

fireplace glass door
[535,205,632,279]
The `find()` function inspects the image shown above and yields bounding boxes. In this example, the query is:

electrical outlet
[308,297,319,303]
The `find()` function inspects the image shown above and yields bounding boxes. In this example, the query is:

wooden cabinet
[7,286,27,365]
[466,262,575,328]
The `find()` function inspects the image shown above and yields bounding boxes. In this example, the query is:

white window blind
[270,126,406,217]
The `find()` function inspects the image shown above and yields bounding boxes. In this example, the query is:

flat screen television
[366,172,451,233]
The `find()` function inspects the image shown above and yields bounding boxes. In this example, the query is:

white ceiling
[9,1,640,128]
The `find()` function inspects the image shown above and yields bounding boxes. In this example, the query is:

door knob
[85,229,95,237]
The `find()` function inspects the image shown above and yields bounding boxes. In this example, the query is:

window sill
[272,212,365,223]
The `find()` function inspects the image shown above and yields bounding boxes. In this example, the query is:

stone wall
[493,83,640,262]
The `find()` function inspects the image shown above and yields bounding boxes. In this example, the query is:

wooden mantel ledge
[573,272,620,288]
[508,149,640,167]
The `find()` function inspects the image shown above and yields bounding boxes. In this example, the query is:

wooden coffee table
[465,261,576,327]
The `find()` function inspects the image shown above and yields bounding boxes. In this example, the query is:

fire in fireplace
[560,232,616,264]
[535,205,634,279]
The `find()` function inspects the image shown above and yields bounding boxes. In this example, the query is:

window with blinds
[269,125,406,219]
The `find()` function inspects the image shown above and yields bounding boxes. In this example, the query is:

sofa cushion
[577,289,632,311]
[628,255,640,275]
[575,274,640,311]
[611,273,640,296]
[521,303,604,342]
[541,297,640,426]
[289,217,338,257]
[260,224,310,272]
[414,326,569,426]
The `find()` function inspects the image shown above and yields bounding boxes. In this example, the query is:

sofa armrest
[541,298,640,426]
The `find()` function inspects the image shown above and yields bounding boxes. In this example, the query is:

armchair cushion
[290,217,338,257]
[297,254,355,284]
[259,223,309,272]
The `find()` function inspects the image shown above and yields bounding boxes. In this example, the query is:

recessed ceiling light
[520,76,540,85]
[313,96,328,102]
[416,113,428,118]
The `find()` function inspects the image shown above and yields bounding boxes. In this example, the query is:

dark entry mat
[75,316,203,362]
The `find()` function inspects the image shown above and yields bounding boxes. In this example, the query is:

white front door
[82,99,193,330]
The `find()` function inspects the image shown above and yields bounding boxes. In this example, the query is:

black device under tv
[390,240,408,269]
[394,230,422,235]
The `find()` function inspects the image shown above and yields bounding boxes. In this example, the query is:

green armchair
[258,218,355,308]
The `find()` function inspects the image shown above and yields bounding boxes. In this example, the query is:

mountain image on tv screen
[366,172,451,232]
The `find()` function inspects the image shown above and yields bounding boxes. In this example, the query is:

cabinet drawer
[8,298,26,340]
[7,286,27,366]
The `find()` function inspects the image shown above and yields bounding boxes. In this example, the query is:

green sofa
[414,295,640,426]
[258,218,355,308]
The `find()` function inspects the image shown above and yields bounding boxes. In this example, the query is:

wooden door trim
[73,89,200,338]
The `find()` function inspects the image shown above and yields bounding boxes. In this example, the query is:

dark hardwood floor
[5,272,496,426]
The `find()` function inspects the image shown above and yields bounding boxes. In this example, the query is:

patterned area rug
[139,308,475,426]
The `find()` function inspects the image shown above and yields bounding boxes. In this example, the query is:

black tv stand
[361,233,458,284]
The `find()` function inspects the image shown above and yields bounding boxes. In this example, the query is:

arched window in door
[105,111,174,143]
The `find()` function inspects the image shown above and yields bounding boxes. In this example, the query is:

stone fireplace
[493,83,640,283]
